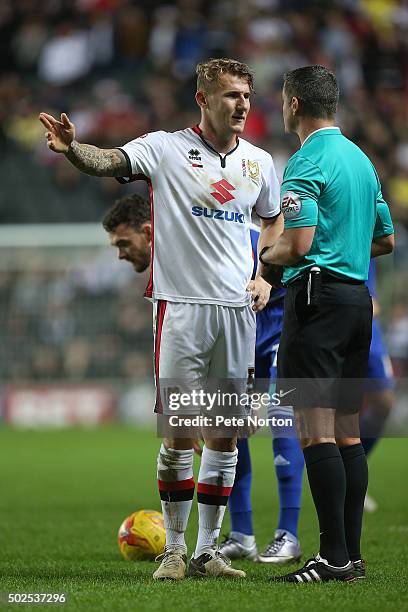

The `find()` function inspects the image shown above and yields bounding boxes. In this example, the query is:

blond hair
[196,58,254,93]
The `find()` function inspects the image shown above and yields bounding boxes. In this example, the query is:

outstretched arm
[64,141,128,177]
[39,112,128,177]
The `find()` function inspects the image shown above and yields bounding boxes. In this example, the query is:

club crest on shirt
[248,160,260,180]
[281,191,302,219]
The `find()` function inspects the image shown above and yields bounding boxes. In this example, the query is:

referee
[260,65,394,583]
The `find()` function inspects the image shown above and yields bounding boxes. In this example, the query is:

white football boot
[218,533,258,561]
[188,549,246,578]
[153,546,187,580]
[258,530,301,564]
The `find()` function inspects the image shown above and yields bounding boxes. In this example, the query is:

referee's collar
[301,126,341,147]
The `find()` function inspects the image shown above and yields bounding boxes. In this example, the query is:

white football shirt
[117,126,280,306]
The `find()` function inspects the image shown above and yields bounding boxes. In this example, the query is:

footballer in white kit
[39,58,283,580]
[116,126,280,415]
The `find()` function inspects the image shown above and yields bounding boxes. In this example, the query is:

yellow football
[118,509,165,561]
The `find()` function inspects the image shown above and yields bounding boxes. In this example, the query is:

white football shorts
[153,301,256,415]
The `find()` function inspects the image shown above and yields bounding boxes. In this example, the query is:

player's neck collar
[191,125,240,168]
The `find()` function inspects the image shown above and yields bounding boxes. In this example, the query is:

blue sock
[272,437,304,539]
[228,438,253,535]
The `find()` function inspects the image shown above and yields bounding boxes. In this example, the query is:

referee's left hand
[247,277,271,312]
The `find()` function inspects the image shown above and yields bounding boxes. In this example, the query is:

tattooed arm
[65,141,128,177]
[39,111,129,177]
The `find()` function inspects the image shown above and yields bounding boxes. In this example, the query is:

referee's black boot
[352,559,366,580]
[271,554,356,583]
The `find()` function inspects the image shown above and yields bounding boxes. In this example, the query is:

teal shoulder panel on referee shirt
[281,128,394,284]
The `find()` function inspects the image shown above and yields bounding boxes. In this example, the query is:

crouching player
[219,223,304,563]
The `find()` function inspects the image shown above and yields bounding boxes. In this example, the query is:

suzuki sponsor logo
[210,179,236,205]
[191,206,245,224]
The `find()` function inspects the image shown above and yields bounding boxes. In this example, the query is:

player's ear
[291,96,299,115]
[196,90,207,109]
[142,223,152,244]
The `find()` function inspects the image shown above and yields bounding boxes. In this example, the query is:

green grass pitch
[0,427,407,611]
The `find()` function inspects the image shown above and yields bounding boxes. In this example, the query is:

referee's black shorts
[277,273,373,414]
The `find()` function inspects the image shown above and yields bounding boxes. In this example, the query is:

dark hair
[102,194,150,232]
[284,65,339,119]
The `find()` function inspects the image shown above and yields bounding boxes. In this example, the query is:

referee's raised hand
[247,276,271,312]
[39,112,75,153]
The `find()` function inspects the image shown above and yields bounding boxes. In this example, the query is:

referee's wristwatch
[258,246,271,265]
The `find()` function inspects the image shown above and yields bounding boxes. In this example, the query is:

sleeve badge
[281,191,302,219]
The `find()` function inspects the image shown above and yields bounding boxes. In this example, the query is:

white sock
[157,444,194,552]
[194,446,237,558]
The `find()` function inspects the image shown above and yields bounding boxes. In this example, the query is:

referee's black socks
[303,443,349,567]
[339,443,368,562]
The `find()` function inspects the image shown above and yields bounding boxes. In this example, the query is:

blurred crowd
[0,251,153,382]
[1,0,408,383]
[1,0,408,222]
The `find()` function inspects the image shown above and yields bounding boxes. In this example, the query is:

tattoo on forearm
[65,141,128,177]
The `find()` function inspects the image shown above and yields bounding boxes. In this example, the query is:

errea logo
[188,149,201,161]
